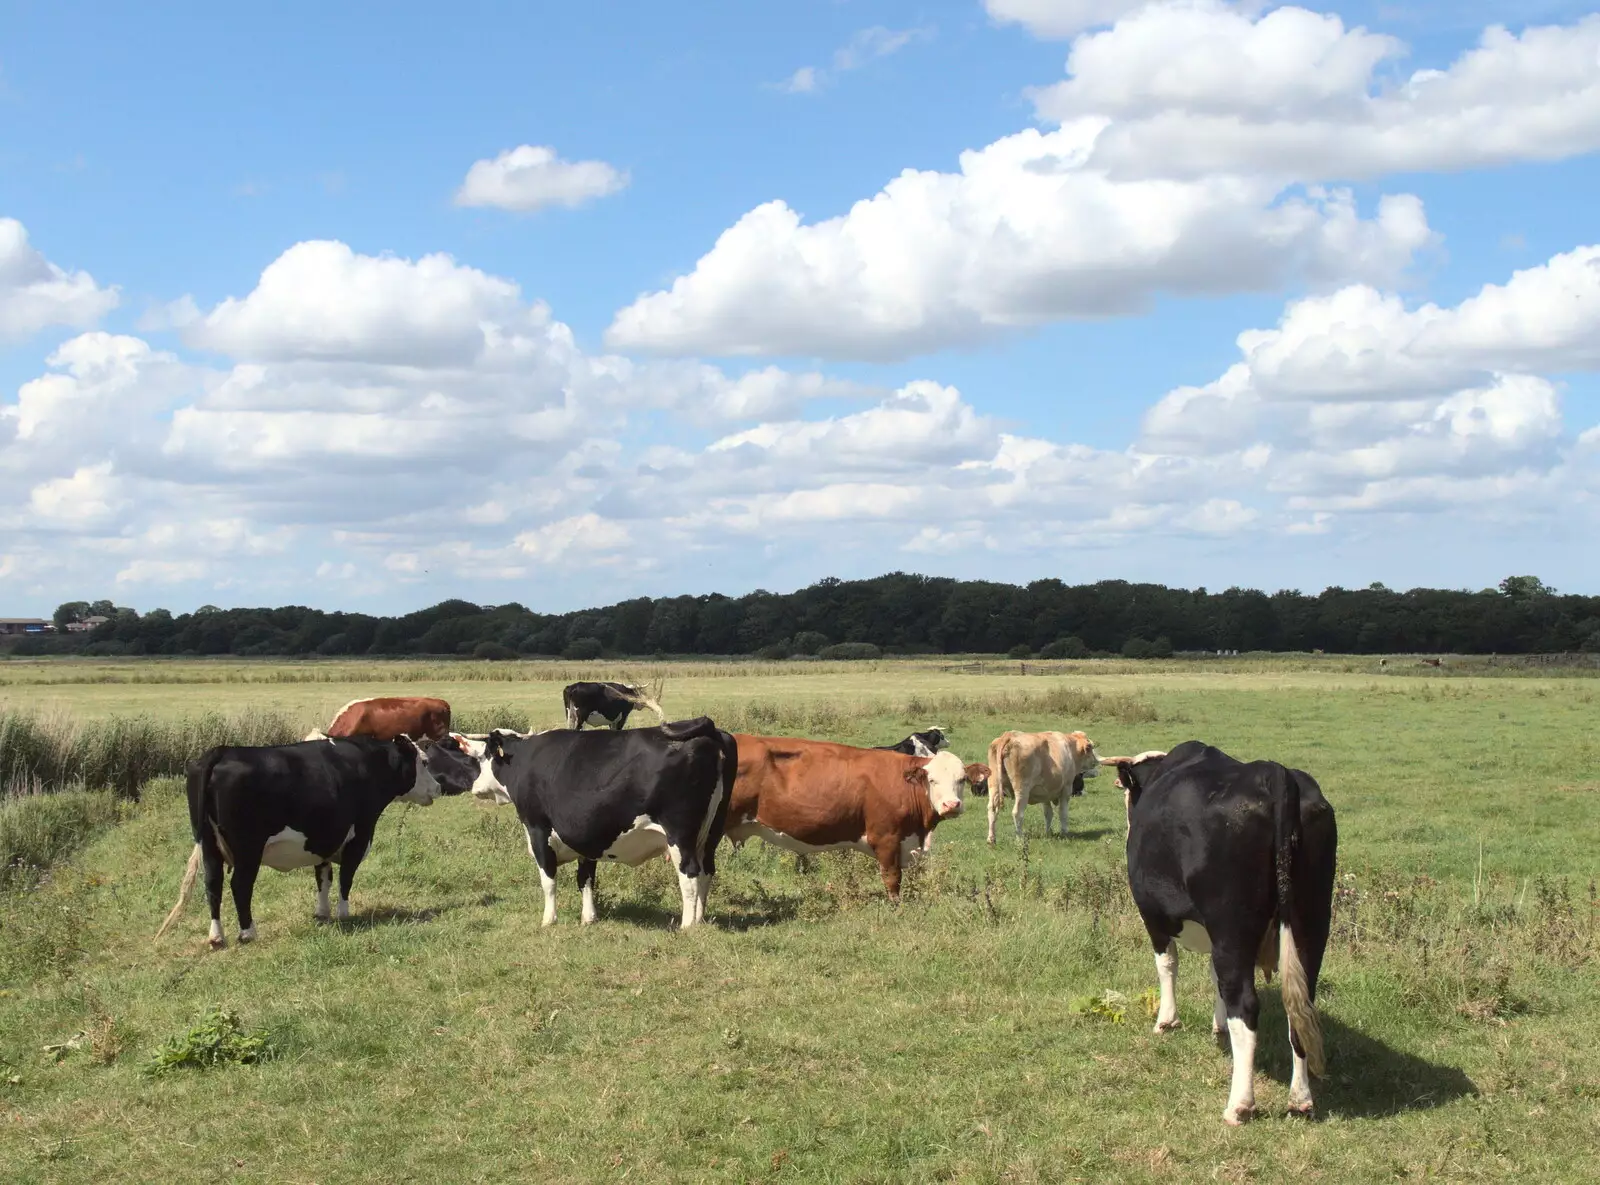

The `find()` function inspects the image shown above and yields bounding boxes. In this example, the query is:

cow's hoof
[1223,1106,1254,1126]
[1154,1019,1182,1033]
[313,912,331,923]
[1287,1102,1315,1119]
[238,928,256,944]
[208,937,226,951]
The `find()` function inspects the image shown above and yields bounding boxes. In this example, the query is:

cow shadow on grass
[331,900,475,930]
[1246,1000,1478,1119]
[599,889,804,932]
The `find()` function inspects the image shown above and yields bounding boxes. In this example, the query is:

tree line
[16,574,1598,660]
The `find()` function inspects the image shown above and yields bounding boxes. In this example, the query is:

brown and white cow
[727,735,987,899]
[985,730,1101,844]
[307,696,452,743]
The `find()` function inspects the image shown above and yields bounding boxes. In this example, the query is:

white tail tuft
[155,844,203,940]
[1280,921,1324,1076]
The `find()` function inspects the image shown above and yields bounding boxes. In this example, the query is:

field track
[2,657,1597,1182]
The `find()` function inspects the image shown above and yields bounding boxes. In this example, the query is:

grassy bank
[1,665,1597,1181]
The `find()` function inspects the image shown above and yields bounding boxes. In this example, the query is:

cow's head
[469,729,518,804]
[421,735,483,797]
[919,750,976,818]
[395,735,443,805]
[1066,731,1102,778]
[1100,750,1169,828]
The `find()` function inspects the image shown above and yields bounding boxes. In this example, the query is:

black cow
[874,727,948,758]
[473,717,735,929]
[1114,741,1337,1125]
[155,736,480,948]
[562,681,664,730]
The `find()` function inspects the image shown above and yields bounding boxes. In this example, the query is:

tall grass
[714,683,1159,736]
[0,707,303,799]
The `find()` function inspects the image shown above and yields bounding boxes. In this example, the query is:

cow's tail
[1273,764,1325,1077]
[987,733,1013,802]
[155,748,222,940]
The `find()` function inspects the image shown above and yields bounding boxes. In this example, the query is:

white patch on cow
[1177,920,1213,954]
[470,757,511,803]
[525,824,558,926]
[694,874,710,924]
[585,711,612,728]
[303,728,329,741]
[261,826,353,872]
[920,831,935,854]
[922,751,967,817]
[1287,1036,1313,1114]
[208,918,225,948]
[581,881,597,925]
[401,748,441,805]
[336,895,350,921]
[725,820,873,856]
[549,830,579,861]
[238,923,257,943]
[600,815,670,866]
[1224,1017,1258,1125]
[1154,941,1181,1032]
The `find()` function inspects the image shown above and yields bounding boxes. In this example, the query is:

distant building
[0,618,52,635]
[63,615,110,633]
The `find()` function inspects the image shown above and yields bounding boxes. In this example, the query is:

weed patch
[145,1006,276,1075]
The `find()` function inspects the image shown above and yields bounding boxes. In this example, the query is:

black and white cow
[155,736,480,948]
[1111,741,1338,1125]
[562,681,665,730]
[874,727,948,758]
[472,717,735,929]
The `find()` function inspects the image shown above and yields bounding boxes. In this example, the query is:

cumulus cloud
[454,145,629,212]
[606,123,1430,360]
[984,0,1168,39]
[1031,4,1600,181]
[0,217,119,341]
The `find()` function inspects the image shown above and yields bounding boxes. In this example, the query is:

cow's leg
[229,853,261,944]
[1287,1012,1314,1116]
[873,839,903,901]
[1209,958,1226,1036]
[335,830,372,922]
[1043,801,1056,835]
[524,825,559,926]
[565,704,580,730]
[314,861,333,921]
[1153,936,1181,1032]
[201,833,227,949]
[986,785,1001,845]
[576,858,598,925]
[1056,792,1070,837]
[666,843,703,929]
[1013,787,1027,839]
[1212,944,1262,1125]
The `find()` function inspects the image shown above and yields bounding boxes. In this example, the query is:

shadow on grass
[1248,1000,1479,1119]
[597,888,806,932]
[1066,827,1115,842]
[334,900,473,930]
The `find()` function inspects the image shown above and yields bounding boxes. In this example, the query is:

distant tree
[53,601,90,629]
[563,636,604,660]
[1499,575,1554,600]
[88,599,117,618]
[1122,637,1154,659]
[791,630,830,656]
[473,641,518,661]
[1007,643,1034,659]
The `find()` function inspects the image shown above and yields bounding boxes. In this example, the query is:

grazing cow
[307,696,452,742]
[562,681,665,730]
[1113,741,1337,1124]
[985,730,1101,844]
[471,718,735,929]
[728,735,988,899]
[155,736,480,948]
[875,727,948,758]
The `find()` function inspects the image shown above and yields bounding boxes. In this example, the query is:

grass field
[2,658,1597,1182]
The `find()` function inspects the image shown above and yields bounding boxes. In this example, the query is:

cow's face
[396,736,443,805]
[964,762,991,797]
[922,751,971,818]
[470,730,516,804]
[423,737,481,797]
[1067,731,1101,778]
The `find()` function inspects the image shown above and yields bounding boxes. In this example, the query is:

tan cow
[986,730,1101,844]
[728,735,988,899]
[307,696,452,743]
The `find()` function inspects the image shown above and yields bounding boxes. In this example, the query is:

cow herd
[157,685,1339,1125]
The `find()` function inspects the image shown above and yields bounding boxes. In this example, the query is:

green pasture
[1,658,1596,1182]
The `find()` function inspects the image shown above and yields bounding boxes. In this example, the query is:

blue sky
[3,0,1599,615]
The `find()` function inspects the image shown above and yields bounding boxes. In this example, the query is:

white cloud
[28,462,122,525]
[606,122,1430,359]
[115,558,208,586]
[186,240,535,365]
[778,25,930,94]
[1032,4,1600,181]
[454,145,628,213]
[984,0,1171,39]
[0,217,119,341]
[513,513,632,565]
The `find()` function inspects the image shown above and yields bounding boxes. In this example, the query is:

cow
[874,727,948,758]
[306,696,452,742]
[470,718,735,929]
[562,681,665,731]
[1103,749,1171,835]
[727,735,988,899]
[155,735,481,949]
[1112,741,1338,1125]
[984,730,1101,844]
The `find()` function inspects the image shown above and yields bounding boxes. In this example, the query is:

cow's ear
[486,731,506,760]
[904,767,929,787]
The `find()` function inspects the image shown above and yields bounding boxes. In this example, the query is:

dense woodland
[9,574,1597,660]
